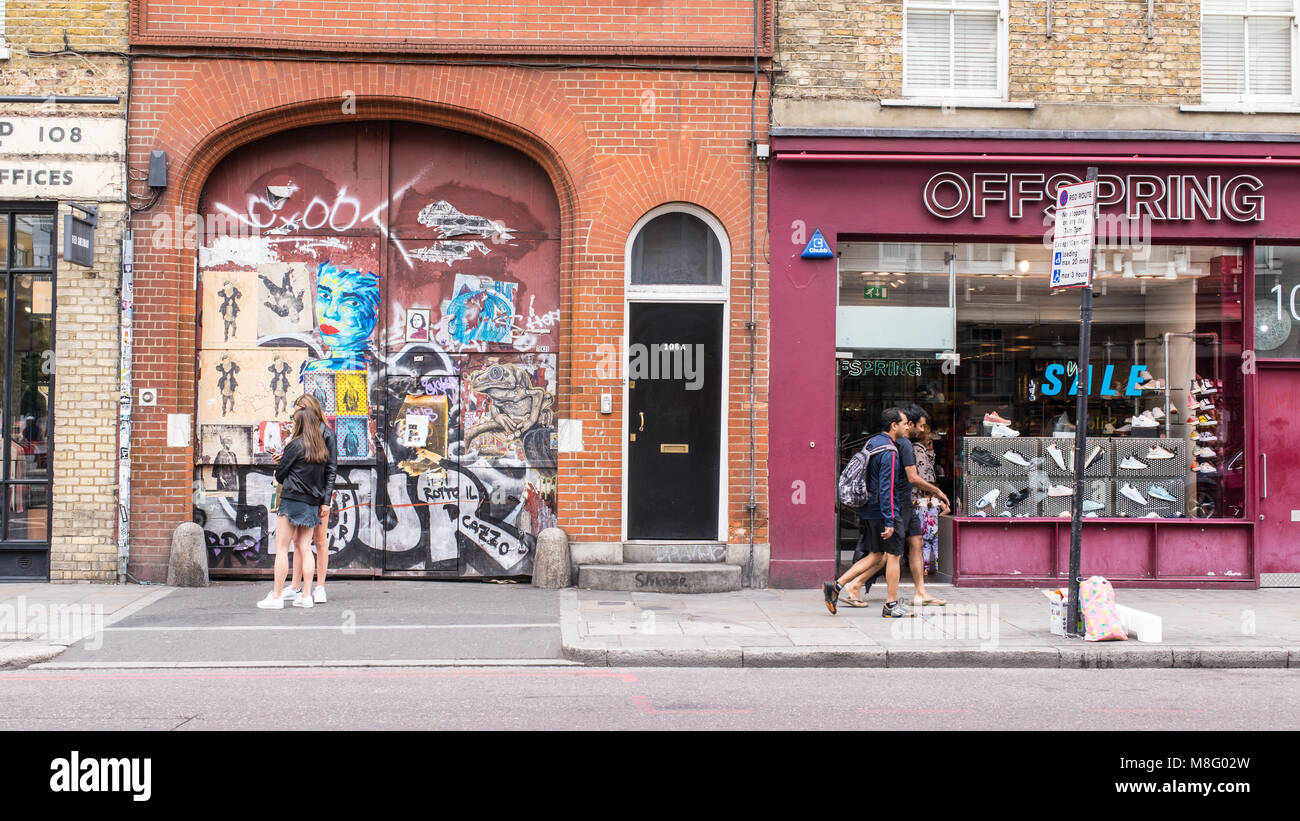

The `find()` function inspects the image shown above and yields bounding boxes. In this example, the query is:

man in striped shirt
[823,407,913,618]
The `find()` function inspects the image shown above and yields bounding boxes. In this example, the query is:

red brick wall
[126,59,769,579]
[131,0,774,55]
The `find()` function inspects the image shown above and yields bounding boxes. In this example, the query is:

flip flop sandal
[840,597,870,608]
[912,597,948,606]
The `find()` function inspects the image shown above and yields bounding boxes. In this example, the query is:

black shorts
[861,518,906,557]
[903,509,924,539]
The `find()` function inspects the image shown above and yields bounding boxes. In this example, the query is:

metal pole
[1066,167,1099,637]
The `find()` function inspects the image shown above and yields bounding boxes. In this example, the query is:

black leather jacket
[321,423,337,499]
[275,436,328,506]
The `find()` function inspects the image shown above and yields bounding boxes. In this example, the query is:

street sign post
[1060,170,1099,637]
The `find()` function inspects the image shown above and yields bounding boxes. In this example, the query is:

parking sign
[1050,181,1096,289]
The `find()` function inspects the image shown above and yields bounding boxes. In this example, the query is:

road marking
[99,622,558,633]
[858,708,974,714]
[630,695,753,715]
[7,665,635,681]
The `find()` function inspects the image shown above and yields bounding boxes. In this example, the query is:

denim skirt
[279,499,321,528]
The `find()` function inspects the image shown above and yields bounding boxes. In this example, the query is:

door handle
[638,412,645,432]
[1261,452,1267,499]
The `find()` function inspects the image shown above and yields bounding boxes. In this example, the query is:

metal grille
[1113,478,1187,519]
[1043,438,1112,479]
[964,436,1040,477]
[1113,437,1190,479]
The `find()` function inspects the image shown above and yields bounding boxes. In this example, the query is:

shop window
[903,0,1005,100]
[1253,246,1300,356]
[1203,0,1297,106]
[628,210,723,287]
[941,242,1244,521]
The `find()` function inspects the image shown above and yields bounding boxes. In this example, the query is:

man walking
[823,407,913,618]
[840,403,950,607]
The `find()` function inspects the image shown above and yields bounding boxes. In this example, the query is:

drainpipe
[117,231,133,583]
[746,0,759,586]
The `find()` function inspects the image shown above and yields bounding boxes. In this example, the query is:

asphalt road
[1,667,1296,730]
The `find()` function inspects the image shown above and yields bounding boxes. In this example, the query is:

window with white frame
[1203,0,1298,105]
[903,0,1006,99]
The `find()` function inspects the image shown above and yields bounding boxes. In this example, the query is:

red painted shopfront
[769,132,1300,589]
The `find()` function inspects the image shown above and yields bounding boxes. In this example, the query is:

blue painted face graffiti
[305,261,380,372]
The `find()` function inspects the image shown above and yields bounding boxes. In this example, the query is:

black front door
[627,303,722,539]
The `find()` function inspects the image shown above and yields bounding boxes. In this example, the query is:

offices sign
[0,117,124,200]
[922,171,1264,223]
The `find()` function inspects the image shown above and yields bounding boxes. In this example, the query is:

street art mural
[193,121,561,577]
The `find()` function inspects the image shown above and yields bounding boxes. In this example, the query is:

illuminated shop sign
[923,172,1264,223]
[1040,363,1145,397]
[839,359,923,377]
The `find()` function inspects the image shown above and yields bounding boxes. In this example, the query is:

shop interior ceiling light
[1017,259,1030,273]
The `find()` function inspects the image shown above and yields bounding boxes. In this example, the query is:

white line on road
[99,622,559,633]
[26,658,584,670]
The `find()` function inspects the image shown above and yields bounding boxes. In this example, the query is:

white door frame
[621,203,731,543]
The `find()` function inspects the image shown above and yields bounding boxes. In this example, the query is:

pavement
[0,579,1297,670]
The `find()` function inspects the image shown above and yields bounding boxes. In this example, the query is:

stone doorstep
[577,563,742,594]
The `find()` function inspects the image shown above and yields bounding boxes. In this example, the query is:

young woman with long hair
[283,393,337,604]
[258,406,330,609]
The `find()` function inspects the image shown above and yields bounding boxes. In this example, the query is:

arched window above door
[627,205,728,296]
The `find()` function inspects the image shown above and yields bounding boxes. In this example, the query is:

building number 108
[38,126,82,143]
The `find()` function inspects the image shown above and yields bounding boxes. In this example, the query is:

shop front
[769,133,1300,589]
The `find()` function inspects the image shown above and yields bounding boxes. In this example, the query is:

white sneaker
[1149,406,1164,419]
[990,423,1020,438]
[313,586,327,604]
[1148,485,1178,503]
[1120,483,1148,505]
[293,591,315,608]
[1002,450,1031,467]
[1146,445,1175,460]
[1194,463,1218,474]
[1046,444,1069,471]
[1195,447,1216,459]
[977,489,1001,509]
[1120,456,1148,470]
[1084,445,1103,469]
[1048,484,1073,497]
[1131,413,1159,429]
[278,587,301,602]
[257,592,283,610]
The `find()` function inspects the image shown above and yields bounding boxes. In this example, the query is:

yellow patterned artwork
[334,371,369,416]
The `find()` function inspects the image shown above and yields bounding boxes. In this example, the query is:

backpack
[837,437,898,508]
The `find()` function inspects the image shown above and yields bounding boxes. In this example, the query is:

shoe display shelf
[1112,437,1190,479]
[1113,478,1187,518]
[964,477,1039,518]
[1042,437,1113,479]
[1036,480,1115,518]
[963,436,1040,477]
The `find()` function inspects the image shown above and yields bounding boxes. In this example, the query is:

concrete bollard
[166,521,210,588]
[531,527,571,589]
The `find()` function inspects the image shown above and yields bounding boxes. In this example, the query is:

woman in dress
[257,407,330,609]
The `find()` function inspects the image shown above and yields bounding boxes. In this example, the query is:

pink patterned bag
[1080,576,1128,642]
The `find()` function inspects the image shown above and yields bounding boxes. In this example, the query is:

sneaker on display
[1082,499,1104,513]
[1058,511,1072,518]
[1048,484,1074,497]
[1140,370,1154,381]
[977,488,1001,509]
[1120,483,1149,505]
[1005,488,1030,508]
[1131,413,1159,429]
[1084,512,1100,518]
[1149,406,1165,419]
[1002,450,1031,468]
[1046,443,1070,471]
[1116,423,1133,433]
[1120,456,1148,470]
[990,423,1020,438]
[1195,463,1218,474]
[1194,447,1217,459]
[1143,512,1162,518]
[970,446,1001,468]
[1084,445,1104,469]
[1053,412,1076,432]
[1137,379,1165,391]
[999,511,1013,517]
[1148,485,1178,503]
[1145,445,1175,460]
[984,412,1013,426]
[1194,433,1218,443]
[1196,415,1218,427]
